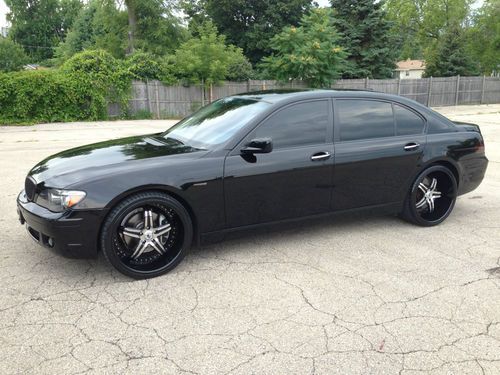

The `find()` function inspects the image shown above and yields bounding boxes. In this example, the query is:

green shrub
[0,38,28,72]
[0,50,133,125]
[125,51,176,84]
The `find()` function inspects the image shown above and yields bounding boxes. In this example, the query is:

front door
[224,99,334,228]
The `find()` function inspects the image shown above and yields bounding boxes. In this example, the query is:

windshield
[162,97,270,150]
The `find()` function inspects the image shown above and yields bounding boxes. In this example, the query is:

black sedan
[17,90,488,278]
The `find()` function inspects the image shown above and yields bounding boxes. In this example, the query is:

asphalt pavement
[0,105,499,374]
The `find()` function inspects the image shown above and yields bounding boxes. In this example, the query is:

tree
[0,38,28,71]
[173,21,248,84]
[467,0,500,74]
[424,26,478,77]
[182,0,312,64]
[385,0,474,61]
[124,0,186,56]
[331,0,398,78]
[261,8,347,87]
[6,0,82,61]
[55,0,127,61]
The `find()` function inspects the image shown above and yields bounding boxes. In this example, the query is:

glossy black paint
[17,89,488,258]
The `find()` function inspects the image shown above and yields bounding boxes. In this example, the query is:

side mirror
[241,138,273,155]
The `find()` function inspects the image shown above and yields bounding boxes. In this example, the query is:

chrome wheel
[415,177,441,213]
[114,204,182,271]
[414,169,457,223]
[101,192,193,278]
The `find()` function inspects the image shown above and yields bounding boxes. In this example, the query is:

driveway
[0,105,499,374]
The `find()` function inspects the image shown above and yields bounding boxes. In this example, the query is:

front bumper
[17,190,104,258]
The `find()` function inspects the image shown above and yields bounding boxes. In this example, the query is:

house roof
[395,59,425,71]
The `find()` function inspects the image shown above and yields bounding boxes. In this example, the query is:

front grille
[25,176,37,201]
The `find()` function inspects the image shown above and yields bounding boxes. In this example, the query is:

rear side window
[337,99,394,141]
[394,105,424,135]
[427,116,456,134]
[254,100,329,149]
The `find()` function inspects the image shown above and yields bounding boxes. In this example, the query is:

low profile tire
[400,165,458,227]
[100,191,193,279]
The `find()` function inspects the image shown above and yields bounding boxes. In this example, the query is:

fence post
[153,80,160,119]
[209,83,213,103]
[201,79,205,107]
[480,75,486,104]
[365,77,369,89]
[246,79,250,92]
[145,79,152,115]
[455,75,460,106]
[397,78,401,95]
[427,76,433,107]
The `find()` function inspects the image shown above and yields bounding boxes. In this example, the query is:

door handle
[404,142,420,151]
[311,151,331,161]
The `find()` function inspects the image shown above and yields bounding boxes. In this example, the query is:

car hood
[29,133,207,188]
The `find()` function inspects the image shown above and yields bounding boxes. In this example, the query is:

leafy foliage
[424,27,479,77]
[132,0,187,56]
[182,0,312,64]
[331,0,397,79]
[385,0,473,62]
[0,49,132,124]
[173,22,248,84]
[261,8,347,88]
[55,0,127,61]
[0,38,29,72]
[226,55,254,82]
[466,0,500,74]
[125,51,176,83]
[5,0,82,61]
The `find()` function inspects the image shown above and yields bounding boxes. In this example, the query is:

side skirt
[198,202,402,246]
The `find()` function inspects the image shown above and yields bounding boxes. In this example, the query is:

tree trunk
[125,0,137,55]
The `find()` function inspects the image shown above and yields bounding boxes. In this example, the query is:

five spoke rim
[121,209,172,260]
[416,177,442,213]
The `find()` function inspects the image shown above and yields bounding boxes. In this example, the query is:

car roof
[232,88,431,114]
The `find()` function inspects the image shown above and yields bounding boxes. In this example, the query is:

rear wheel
[400,165,457,226]
[100,192,193,279]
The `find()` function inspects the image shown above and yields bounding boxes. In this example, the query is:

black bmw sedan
[17,90,488,278]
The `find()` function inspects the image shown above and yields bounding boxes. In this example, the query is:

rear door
[224,99,334,228]
[332,98,426,210]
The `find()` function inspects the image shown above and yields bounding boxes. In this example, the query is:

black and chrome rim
[414,171,456,222]
[112,203,184,273]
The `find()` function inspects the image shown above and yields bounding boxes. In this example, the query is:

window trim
[230,98,334,155]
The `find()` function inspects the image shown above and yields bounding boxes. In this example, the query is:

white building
[394,59,426,79]
[0,26,9,38]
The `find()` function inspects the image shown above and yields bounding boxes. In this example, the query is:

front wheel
[100,192,193,279]
[400,165,458,226]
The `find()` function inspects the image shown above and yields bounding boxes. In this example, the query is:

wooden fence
[118,76,500,119]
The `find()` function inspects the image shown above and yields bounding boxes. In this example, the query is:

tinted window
[427,116,455,134]
[338,100,394,141]
[394,105,424,135]
[163,97,270,149]
[254,100,329,149]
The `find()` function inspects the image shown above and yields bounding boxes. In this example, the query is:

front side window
[253,100,329,149]
[394,105,424,135]
[337,99,394,141]
[163,97,270,150]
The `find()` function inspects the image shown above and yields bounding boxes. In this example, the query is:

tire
[100,191,193,279]
[400,165,458,227]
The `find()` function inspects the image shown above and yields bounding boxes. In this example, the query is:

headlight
[37,189,86,212]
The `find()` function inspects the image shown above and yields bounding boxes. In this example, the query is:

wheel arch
[99,184,199,251]
[426,159,460,187]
